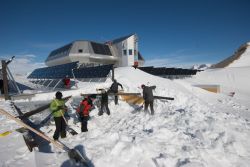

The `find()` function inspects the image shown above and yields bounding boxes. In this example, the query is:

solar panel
[73,64,112,79]
[48,43,72,58]
[28,63,112,80]
[139,66,198,77]
[165,68,175,75]
[91,42,112,55]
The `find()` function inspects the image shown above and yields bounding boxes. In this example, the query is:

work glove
[58,106,67,112]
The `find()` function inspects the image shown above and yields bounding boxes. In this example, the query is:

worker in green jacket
[50,91,68,140]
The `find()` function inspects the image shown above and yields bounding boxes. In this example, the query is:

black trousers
[53,117,66,140]
[108,90,119,105]
[144,100,154,115]
[81,116,89,132]
[99,102,110,115]
[114,95,118,105]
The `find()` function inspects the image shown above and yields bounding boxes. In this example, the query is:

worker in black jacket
[97,89,110,116]
[141,84,156,115]
[108,79,123,105]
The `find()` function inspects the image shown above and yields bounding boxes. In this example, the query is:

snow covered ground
[1,66,250,167]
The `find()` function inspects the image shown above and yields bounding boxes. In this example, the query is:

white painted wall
[126,35,135,66]
[115,35,137,67]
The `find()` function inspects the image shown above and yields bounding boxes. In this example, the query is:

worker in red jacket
[63,75,71,89]
[76,96,93,132]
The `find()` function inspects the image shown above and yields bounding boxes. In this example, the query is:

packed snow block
[120,95,144,105]
[193,84,220,93]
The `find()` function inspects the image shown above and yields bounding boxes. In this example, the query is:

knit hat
[55,91,63,99]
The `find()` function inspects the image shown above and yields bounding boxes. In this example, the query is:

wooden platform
[120,95,144,105]
[193,84,220,93]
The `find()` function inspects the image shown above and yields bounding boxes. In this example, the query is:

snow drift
[0,67,250,167]
[211,42,250,68]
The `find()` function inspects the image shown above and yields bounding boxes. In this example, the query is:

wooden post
[112,65,114,81]
[1,60,10,100]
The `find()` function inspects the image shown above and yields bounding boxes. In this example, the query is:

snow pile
[228,43,250,68]
[186,42,250,105]
[0,67,250,167]
[185,66,250,102]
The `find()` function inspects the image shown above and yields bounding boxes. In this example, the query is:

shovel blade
[68,128,78,135]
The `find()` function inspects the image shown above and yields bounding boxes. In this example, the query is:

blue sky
[1,0,250,73]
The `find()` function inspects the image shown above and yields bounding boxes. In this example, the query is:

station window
[123,50,127,55]
[129,49,133,55]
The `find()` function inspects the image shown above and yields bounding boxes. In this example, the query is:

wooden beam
[80,92,141,96]
[19,95,72,118]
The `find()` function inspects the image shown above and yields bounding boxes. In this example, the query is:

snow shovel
[60,110,78,135]
[0,131,12,137]
[0,109,89,166]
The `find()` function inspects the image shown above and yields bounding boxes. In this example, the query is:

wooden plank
[80,93,100,96]
[109,92,141,96]
[193,85,220,93]
[0,108,91,166]
[120,95,144,105]
[0,108,67,150]
[80,92,140,96]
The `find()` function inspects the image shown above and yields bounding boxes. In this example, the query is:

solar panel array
[139,66,198,76]
[27,62,78,79]
[28,62,112,79]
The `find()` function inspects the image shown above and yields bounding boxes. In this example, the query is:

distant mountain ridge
[211,42,250,68]
[191,64,211,70]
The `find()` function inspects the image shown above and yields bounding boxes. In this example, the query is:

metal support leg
[46,79,54,88]
[6,67,21,94]
[53,80,62,90]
